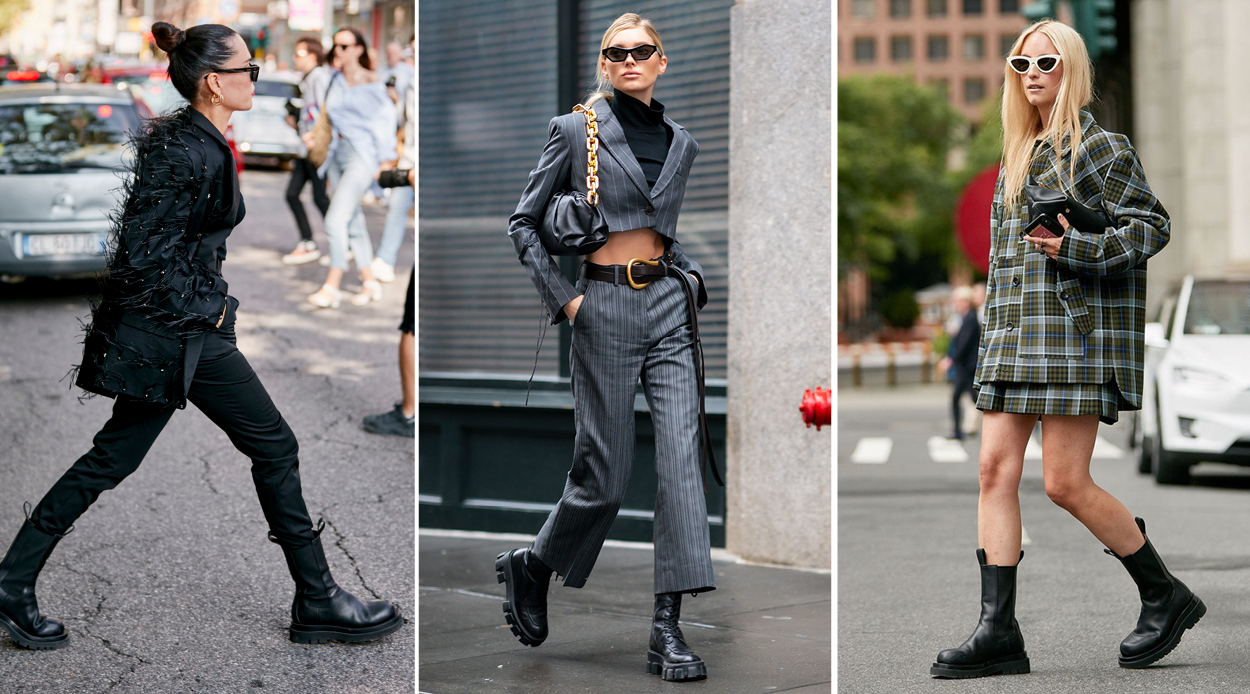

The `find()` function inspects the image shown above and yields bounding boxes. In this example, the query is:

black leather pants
[31,316,316,548]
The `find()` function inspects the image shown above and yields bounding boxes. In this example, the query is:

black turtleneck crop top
[610,89,673,188]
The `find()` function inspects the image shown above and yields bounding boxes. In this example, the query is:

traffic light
[1073,0,1118,60]
[1021,0,1057,22]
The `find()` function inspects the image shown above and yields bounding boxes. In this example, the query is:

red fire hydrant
[799,387,831,431]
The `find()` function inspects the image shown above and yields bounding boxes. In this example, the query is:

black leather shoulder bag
[539,103,609,256]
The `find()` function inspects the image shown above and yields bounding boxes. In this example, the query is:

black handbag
[539,104,608,256]
[1023,178,1112,238]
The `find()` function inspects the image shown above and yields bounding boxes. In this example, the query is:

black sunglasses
[212,63,260,82]
[334,43,358,51]
[601,44,660,63]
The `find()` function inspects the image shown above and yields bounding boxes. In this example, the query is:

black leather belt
[578,259,724,488]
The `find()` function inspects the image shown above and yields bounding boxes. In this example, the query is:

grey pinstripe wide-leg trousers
[530,273,717,595]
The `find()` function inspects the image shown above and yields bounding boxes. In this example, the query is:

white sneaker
[370,257,396,283]
[318,249,354,267]
[282,240,321,265]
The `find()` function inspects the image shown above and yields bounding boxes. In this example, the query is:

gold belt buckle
[626,257,659,290]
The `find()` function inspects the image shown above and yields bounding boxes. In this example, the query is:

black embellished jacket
[74,105,245,408]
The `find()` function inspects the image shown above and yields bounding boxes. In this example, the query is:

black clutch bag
[1023,179,1112,238]
[539,104,608,256]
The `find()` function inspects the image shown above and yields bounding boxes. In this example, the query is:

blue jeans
[324,138,375,272]
[376,184,413,268]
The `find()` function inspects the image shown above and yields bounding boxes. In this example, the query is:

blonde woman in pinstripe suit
[498,13,716,683]
[931,21,1203,679]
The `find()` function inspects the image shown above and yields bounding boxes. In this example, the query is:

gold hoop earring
[211,93,222,106]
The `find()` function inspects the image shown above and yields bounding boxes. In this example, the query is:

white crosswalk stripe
[927,436,970,463]
[850,437,892,464]
[845,434,1125,464]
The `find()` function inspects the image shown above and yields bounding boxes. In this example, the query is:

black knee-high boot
[647,592,707,681]
[0,506,72,650]
[1107,517,1205,668]
[271,522,403,644]
[931,549,1030,679]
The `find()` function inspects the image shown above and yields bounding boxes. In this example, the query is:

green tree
[838,75,964,287]
[0,0,30,40]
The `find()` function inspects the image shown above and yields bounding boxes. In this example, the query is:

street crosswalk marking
[927,436,970,463]
[850,437,892,464]
[1021,525,1032,545]
[845,434,1125,464]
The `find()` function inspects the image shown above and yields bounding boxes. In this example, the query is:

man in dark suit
[943,287,981,440]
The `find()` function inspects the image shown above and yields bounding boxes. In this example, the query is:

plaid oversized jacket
[973,110,1170,410]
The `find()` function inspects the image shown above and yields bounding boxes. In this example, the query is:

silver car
[0,85,143,280]
[229,71,303,165]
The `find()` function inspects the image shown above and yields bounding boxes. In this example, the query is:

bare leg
[977,411,1036,565]
[1040,414,1145,556]
[399,331,414,418]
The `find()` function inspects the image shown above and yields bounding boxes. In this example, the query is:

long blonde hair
[581,13,665,109]
[1000,20,1093,208]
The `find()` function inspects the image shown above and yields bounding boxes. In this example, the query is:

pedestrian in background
[371,71,414,284]
[363,167,415,437]
[304,28,397,309]
[939,286,979,441]
[281,36,333,266]
[0,21,403,652]
[497,13,717,683]
[932,20,1200,680]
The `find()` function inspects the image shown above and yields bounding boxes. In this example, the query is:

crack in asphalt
[318,515,382,601]
[200,456,220,495]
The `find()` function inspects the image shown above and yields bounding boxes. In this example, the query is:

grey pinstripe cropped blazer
[508,95,705,325]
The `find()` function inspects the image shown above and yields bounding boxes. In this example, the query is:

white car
[227,70,303,165]
[1133,275,1250,484]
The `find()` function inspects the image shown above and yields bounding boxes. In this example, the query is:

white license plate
[21,233,107,257]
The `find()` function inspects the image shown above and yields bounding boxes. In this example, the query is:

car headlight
[1172,365,1232,390]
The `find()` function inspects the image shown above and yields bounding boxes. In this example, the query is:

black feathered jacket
[74,105,245,409]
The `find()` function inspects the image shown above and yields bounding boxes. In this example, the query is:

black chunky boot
[647,592,707,681]
[271,523,403,644]
[1107,517,1205,668]
[495,547,549,646]
[931,549,1029,679]
[0,507,71,650]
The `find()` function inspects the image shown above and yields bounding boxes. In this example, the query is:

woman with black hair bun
[0,21,403,650]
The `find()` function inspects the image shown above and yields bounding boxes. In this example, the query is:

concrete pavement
[418,530,831,694]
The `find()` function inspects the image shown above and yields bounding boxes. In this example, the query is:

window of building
[963,0,983,15]
[965,77,987,104]
[999,0,1020,12]
[930,78,949,101]
[1001,34,1016,58]
[927,0,947,17]
[891,35,913,62]
[854,36,877,63]
[927,35,949,61]
[890,0,911,18]
[963,33,985,60]
[852,0,875,19]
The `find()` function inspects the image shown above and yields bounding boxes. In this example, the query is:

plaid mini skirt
[976,380,1129,426]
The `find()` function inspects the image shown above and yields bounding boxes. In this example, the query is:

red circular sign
[955,164,1000,276]
[97,104,113,118]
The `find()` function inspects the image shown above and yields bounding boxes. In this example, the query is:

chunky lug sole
[647,650,707,681]
[930,652,1030,679]
[1119,594,1206,669]
[0,610,70,650]
[289,608,404,645]
[495,551,544,647]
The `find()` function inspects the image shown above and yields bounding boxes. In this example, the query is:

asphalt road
[0,168,415,693]
[838,384,1250,693]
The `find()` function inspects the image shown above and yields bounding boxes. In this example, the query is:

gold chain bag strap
[537,103,609,256]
